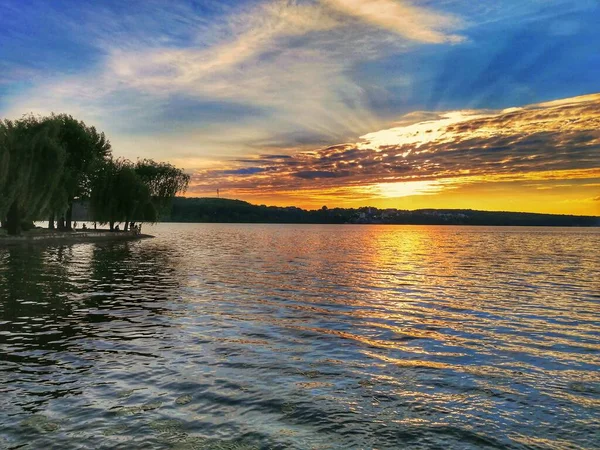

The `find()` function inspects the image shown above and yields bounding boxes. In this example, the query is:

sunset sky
[1,0,599,214]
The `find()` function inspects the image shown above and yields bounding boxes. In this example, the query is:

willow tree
[0,126,10,211]
[0,116,66,235]
[90,158,156,231]
[49,114,111,230]
[134,159,189,219]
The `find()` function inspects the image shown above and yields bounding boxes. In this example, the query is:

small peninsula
[0,228,154,245]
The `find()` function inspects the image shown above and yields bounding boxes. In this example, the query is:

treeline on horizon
[0,114,189,235]
[160,197,599,226]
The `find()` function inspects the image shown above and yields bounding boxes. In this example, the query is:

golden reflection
[361,350,516,379]
[273,224,600,383]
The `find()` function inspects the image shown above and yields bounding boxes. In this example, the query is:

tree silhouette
[48,114,112,230]
[1,113,186,236]
[0,116,66,235]
[134,159,190,218]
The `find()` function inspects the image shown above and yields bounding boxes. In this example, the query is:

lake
[1,224,599,449]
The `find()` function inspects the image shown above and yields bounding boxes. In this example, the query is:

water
[1,224,599,449]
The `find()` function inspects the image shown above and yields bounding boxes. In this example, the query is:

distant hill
[161,197,600,227]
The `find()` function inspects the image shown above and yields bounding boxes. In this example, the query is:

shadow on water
[0,239,270,449]
[0,241,189,447]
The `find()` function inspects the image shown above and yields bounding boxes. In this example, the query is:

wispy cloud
[322,0,465,43]
[0,0,467,162]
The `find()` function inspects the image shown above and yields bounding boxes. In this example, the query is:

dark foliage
[165,198,600,227]
[1,113,188,235]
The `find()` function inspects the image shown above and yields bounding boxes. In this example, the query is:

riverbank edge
[0,230,154,245]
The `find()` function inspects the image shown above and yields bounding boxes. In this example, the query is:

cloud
[321,0,465,43]
[105,1,339,94]
[0,0,468,165]
[189,93,600,198]
[294,170,353,179]
[222,167,269,175]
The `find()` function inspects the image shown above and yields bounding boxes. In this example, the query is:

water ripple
[0,224,599,449]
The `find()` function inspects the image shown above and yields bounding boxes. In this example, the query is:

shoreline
[160,221,600,227]
[0,230,154,245]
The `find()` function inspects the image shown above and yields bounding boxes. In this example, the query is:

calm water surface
[1,224,599,449]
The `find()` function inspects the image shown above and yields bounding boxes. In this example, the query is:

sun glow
[372,179,452,198]
[358,111,487,149]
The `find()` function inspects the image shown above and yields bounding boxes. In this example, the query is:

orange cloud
[189,92,600,212]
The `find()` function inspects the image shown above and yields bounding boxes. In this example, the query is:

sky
[0,0,599,214]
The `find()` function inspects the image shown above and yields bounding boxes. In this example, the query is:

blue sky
[1,0,599,212]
